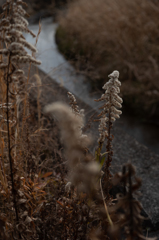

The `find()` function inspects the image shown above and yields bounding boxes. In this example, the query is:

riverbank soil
[56,0,159,120]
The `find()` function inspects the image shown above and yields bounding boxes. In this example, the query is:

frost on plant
[0,0,41,146]
[96,70,122,198]
[67,91,86,139]
[0,0,41,73]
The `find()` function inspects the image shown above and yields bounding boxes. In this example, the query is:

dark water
[25,17,159,155]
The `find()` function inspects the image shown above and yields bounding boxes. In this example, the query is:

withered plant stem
[6,53,21,238]
[104,96,113,197]
[128,165,133,238]
[100,178,113,226]
[122,165,126,196]
[22,63,31,135]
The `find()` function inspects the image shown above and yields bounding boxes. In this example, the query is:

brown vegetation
[0,0,154,239]
[57,0,159,117]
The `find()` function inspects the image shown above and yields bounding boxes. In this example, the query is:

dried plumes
[45,102,88,151]
[0,0,41,67]
[68,91,80,115]
[96,71,122,144]
[67,91,86,139]
[98,117,108,144]
[45,102,100,195]
[101,70,122,122]
[95,70,122,198]
[0,0,41,238]
[0,0,41,135]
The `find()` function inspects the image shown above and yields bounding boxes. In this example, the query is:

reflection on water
[25,17,159,155]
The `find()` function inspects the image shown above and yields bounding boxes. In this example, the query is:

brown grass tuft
[58,0,159,117]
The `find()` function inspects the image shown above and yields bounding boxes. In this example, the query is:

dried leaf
[18,199,27,204]
[41,172,53,178]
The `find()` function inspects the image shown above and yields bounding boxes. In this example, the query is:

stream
[25,17,159,155]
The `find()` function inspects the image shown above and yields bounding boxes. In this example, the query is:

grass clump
[57,0,159,118]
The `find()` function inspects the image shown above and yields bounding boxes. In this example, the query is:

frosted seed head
[14,5,26,16]
[110,85,120,94]
[30,57,41,65]
[67,91,80,115]
[111,117,116,122]
[102,83,107,90]
[96,70,122,126]
[18,38,37,52]
[103,81,113,90]
[111,99,122,108]
[101,94,106,99]
[98,117,108,143]
[111,112,120,119]
[0,49,9,55]
[14,15,28,27]
[113,94,123,104]
[0,19,9,26]
[9,29,23,39]
[4,36,12,43]
[79,109,85,117]
[11,49,27,56]
[17,0,28,7]
[111,106,122,115]
[108,70,119,79]
[14,69,24,75]
[9,42,24,51]
[98,133,105,143]
[0,63,8,69]
[0,26,10,32]
[106,88,111,94]
[114,79,121,87]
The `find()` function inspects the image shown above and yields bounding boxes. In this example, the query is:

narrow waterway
[25,17,159,155]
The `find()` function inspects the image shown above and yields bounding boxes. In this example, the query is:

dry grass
[57,0,159,117]
[0,0,154,239]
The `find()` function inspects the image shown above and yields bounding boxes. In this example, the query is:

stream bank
[25,17,159,155]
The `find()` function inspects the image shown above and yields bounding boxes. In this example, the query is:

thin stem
[128,165,133,238]
[103,96,113,198]
[105,96,112,176]
[122,165,126,196]
[100,178,113,226]
[6,53,21,238]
